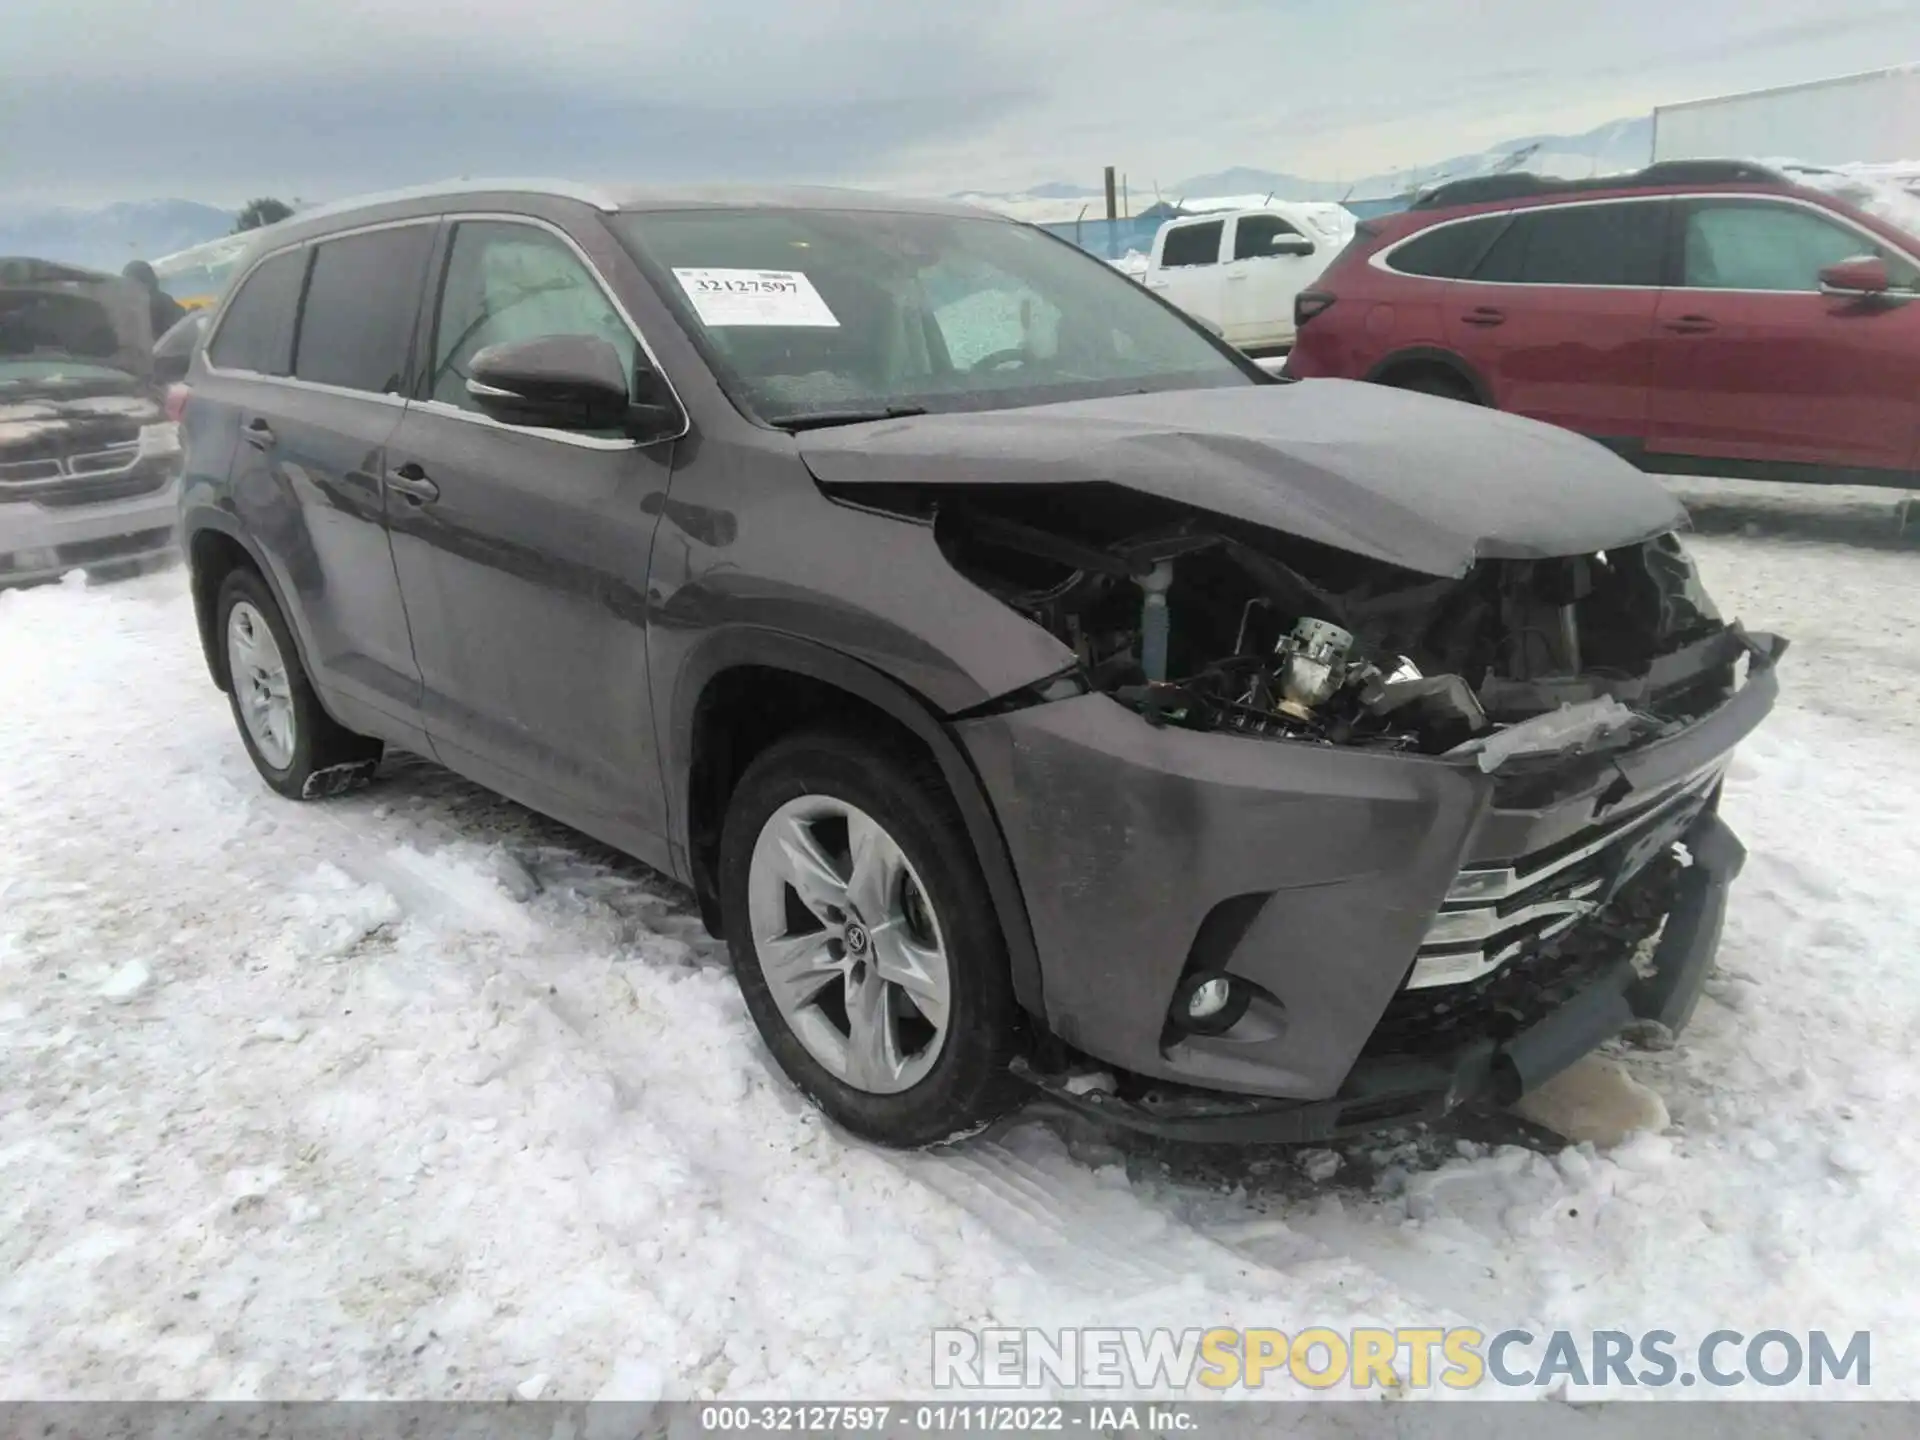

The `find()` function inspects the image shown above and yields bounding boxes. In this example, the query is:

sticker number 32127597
[671,268,841,328]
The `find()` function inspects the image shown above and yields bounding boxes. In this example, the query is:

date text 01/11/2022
[696,1404,1199,1433]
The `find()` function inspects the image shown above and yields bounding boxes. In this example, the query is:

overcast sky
[6,0,1919,207]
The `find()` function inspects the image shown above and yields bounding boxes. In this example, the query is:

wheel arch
[183,513,315,694]
[671,627,1047,1018]
[1365,345,1493,405]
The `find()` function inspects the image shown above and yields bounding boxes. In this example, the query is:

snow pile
[2,525,1919,1401]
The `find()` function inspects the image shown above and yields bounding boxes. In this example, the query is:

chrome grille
[0,439,169,508]
[1407,763,1724,990]
[67,441,142,475]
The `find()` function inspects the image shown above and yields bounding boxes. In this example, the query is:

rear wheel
[719,729,1023,1147]
[217,568,382,800]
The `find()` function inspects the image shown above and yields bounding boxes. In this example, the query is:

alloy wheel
[226,600,296,770]
[746,795,952,1094]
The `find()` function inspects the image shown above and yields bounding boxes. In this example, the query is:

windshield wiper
[767,404,929,432]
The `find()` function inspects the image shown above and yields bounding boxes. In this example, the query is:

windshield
[614,208,1256,425]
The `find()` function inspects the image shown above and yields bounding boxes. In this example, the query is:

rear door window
[1160,220,1224,268]
[1472,201,1666,286]
[293,224,436,394]
[207,249,306,376]
[1386,215,1507,278]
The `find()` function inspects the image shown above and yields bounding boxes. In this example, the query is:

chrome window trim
[408,397,642,452]
[1370,190,1920,294]
[201,210,691,451]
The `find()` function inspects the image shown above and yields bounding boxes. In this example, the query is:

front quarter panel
[957,694,1488,1097]
[645,432,1076,720]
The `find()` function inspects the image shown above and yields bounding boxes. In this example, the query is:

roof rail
[280,177,626,229]
[1410,159,1794,210]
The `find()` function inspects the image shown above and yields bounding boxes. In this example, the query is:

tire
[1389,369,1479,404]
[719,729,1024,1147]
[216,567,382,800]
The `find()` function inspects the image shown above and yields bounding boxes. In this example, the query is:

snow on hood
[0,388,160,456]
[798,379,1685,577]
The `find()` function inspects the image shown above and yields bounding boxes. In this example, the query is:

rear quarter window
[1384,215,1507,278]
[207,249,306,376]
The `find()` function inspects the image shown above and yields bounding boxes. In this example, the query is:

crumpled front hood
[798,379,1686,577]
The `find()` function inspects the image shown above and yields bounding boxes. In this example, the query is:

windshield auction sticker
[672,268,840,327]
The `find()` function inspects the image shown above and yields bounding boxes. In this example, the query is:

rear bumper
[957,637,1779,1116]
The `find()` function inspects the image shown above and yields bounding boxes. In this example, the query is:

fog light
[1171,970,1250,1036]
[1187,977,1232,1018]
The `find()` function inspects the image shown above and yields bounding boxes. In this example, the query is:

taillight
[164,383,191,424]
[1295,290,1337,328]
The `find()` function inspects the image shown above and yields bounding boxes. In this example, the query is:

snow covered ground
[3,498,1919,1404]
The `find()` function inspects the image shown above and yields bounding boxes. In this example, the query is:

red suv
[1285,160,1920,487]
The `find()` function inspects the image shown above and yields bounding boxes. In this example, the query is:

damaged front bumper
[1012,812,1742,1144]
[956,634,1781,1142]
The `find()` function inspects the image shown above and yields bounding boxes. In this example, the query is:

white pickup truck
[1136,204,1355,356]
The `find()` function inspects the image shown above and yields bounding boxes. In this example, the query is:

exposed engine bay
[920,483,1751,761]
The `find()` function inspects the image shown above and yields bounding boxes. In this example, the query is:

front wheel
[217,568,382,800]
[718,730,1024,1147]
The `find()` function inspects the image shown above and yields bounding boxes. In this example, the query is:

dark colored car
[177,181,1782,1147]
[1,257,183,586]
[1285,160,1920,488]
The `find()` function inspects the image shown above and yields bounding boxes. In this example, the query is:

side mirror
[152,311,205,385]
[1820,255,1892,298]
[467,334,636,431]
[1267,235,1317,258]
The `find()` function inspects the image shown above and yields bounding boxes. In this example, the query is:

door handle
[1144,278,1170,289]
[385,463,440,504]
[1225,271,1249,282]
[243,417,275,449]
[1459,307,1506,327]
[1664,314,1718,334]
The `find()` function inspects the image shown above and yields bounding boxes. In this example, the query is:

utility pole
[1103,165,1118,221]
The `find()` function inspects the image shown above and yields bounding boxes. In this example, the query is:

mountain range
[0,114,1656,271]
[0,199,237,273]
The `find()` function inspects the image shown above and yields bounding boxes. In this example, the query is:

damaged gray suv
[177,182,1783,1147]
